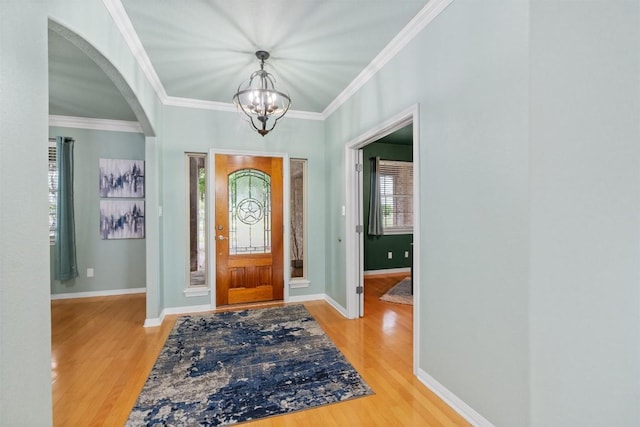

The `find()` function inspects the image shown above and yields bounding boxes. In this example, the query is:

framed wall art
[99,200,145,240]
[99,158,144,198]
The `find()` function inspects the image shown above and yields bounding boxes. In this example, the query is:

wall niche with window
[363,138,413,272]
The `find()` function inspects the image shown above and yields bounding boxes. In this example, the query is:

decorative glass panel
[228,169,271,255]
[187,153,207,287]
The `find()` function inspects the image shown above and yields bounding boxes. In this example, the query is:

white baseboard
[162,304,212,316]
[363,267,411,276]
[289,293,350,319]
[287,293,325,303]
[323,294,350,318]
[143,317,163,328]
[417,368,494,427]
[143,295,350,328]
[144,304,213,328]
[51,287,145,300]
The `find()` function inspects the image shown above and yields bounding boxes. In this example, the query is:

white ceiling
[48,0,430,121]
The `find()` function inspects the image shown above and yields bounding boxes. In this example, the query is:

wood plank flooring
[51,274,470,426]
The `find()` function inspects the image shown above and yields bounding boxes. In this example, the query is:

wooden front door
[215,154,283,305]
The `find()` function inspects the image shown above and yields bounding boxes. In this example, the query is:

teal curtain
[368,157,384,236]
[55,136,78,281]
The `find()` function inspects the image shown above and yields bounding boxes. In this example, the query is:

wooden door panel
[215,154,283,306]
[227,254,271,267]
[228,285,274,305]
[257,266,272,286]
[228,268,245,288]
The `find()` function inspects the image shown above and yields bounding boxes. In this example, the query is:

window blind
[48,143,57,243]
[378,159,413,233]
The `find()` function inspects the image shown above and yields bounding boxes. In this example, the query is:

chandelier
[232,51,291,136]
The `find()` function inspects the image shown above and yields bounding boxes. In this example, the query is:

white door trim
[208,148,291,310]
[344,104,420,374]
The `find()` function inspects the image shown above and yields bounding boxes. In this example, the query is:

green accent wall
[362,141,413,271]
[49,126,146,295]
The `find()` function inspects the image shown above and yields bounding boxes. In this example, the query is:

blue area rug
[126,305,373,426]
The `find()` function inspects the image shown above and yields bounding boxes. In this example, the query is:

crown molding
[102,0,168,102]
[104,0,452,121]
[283,109,324,121]
[164,96,236,112]
[164,96,324,121]
[321,0,455,118]
[49,115,143,133]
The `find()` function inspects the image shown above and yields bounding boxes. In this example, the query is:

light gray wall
[49,127,146,295]
[47,0,164,320]
[326,1,530,424]
[417,2,531,424]
[159,105,326,309]
[0,2,52,426]
[0,1,163,422]
[529,1,640,426]
[326,0,640,425]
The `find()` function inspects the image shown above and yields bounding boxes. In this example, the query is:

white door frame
[208,148,291,310]
[344,104,420,374]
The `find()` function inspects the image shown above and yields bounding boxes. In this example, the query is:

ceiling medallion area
[232,51,291,137]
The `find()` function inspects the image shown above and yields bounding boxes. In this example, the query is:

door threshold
[213,300,285,313]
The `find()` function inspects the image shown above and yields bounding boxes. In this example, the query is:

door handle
[217,235,228,240]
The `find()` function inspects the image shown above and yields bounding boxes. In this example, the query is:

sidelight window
[290,159,307,280]
[186,153,207,288]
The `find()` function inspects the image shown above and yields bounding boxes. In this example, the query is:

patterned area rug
[126,305,373,426]
[380,277,413,305]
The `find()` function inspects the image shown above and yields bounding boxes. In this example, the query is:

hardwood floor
[51,274,470,426]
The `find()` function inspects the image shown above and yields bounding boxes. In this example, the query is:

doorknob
[217,235,228,240]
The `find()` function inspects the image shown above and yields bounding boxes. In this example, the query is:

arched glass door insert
[228,169,271,255]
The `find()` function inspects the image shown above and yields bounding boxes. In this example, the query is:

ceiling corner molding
[101,0,452,123]
[285,110,324,121]
[102,0,168,103]
[322,0,455,119]
[164,96,237,113]
[49,115,143,133]
[164,96,324,121]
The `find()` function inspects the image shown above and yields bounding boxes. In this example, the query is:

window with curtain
[48,141,58,244]
[378,159,413,234]
[54,136,78,281]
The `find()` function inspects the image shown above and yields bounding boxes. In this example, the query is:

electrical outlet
[387,252,393,259]
[405,251,409,258]
[87,268,94,278]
